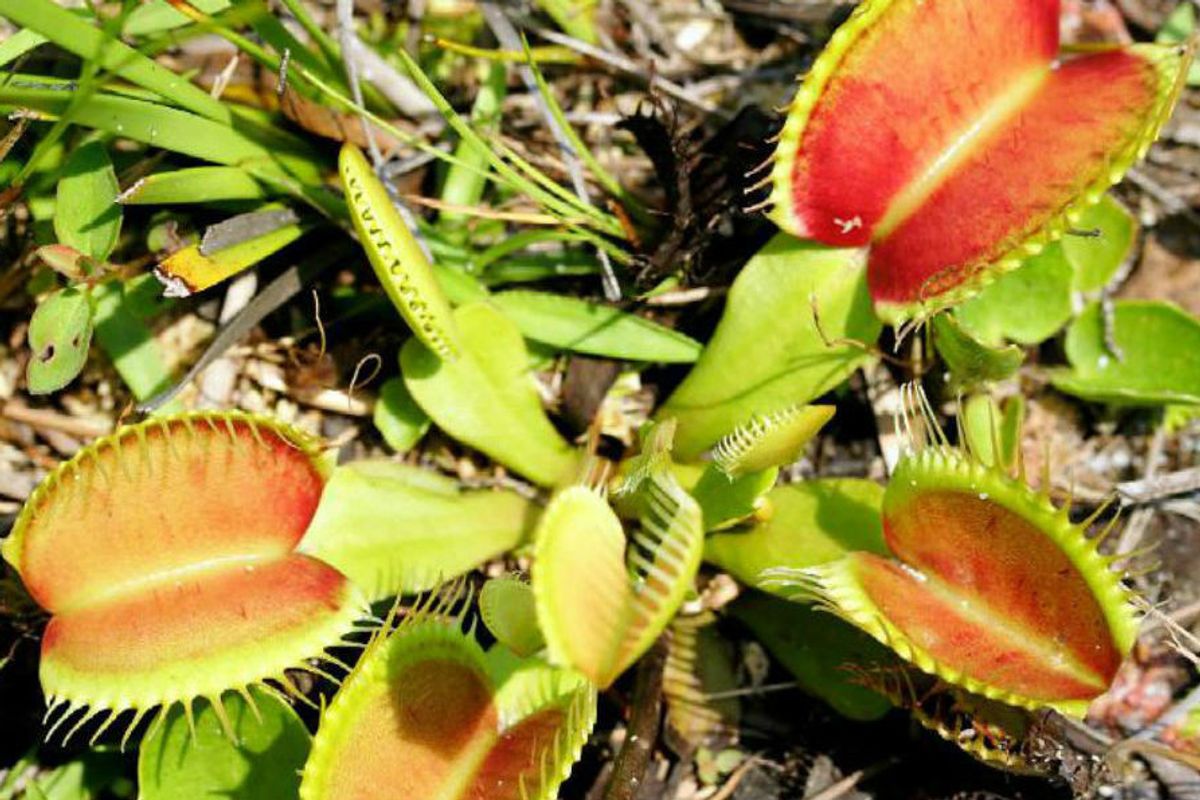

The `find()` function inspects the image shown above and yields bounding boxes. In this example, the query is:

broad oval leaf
[492,290,702,363]
[1051,300,1200,405]
[138,688,310,800]
[953,244,1074,346]
[768,0,1188,322]
[401,301,580,488]
[794,446,1137,716]
[299,460,537,601]
[659,235,880,461]
[26,287,93,395]
[299,616,595,800]
[533,470,704,688]
[1,413,363,736]
[55,140,121,262]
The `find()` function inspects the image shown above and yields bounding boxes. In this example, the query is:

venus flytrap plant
[766,0,1190,325]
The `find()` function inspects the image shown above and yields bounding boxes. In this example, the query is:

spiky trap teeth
[767,0,1190,323]
[1,412,366,745]
[779,441,1137,718]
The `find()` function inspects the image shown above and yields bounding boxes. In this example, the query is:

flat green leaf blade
[1062,195,1137,294]
[55,141,121,261]
[26,287,93,395]
[138,688,311,800]
[119,166,266,205]
[92,279,177,406]
[659,236,880,460]
[298,461,537,601]
[955,244,1074,346]
[373,376,430,452]
[705,479,885,594]
[401,302,579,487]
[0,80,269,166]
[1052,300,1200,405]
[493,290,702,363]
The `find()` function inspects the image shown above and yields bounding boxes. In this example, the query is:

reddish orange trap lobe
[883,490,1121,683]
[772,0,1185,318]
[42,554,348,676]
[17,417,325,612]
[322,659,496,800]
[852,553,1108,701]
[786,0,1058,246]
[866,49,1160,306]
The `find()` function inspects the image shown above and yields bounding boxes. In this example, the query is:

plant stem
[603,638,667,800]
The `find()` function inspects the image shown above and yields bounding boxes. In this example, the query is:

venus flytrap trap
[766,0,1189,324]
[767,393,1138,719]
[299,590,596,800]
[1,412,367,748]
[532,429,704,688]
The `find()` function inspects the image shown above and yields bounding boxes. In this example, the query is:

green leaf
[480,576,546,657]
[138,688,311,800]
[931,314,1023,390]
[439,61,506,235]
[26,287,93,395]
[535,0,598,43]
[711,404,834,477]
[1052,300,1200,405]
[1062,196,1137,294]
[0,28,47,69]
[493,290,702,363]
[25,751,123,800]
[704,479,885,594]
[401,302,580,487]
[298,461,537,601]
[0,0,231,123]
[659,235,880,461]
[955,244,1074,346]
[373,377,430,452]
[92,278,177,406]
[119,166,267,205]
[729,591,893,721]
[122,0,231,36]
[1158,2,1200,86]
[55,141,121,261]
